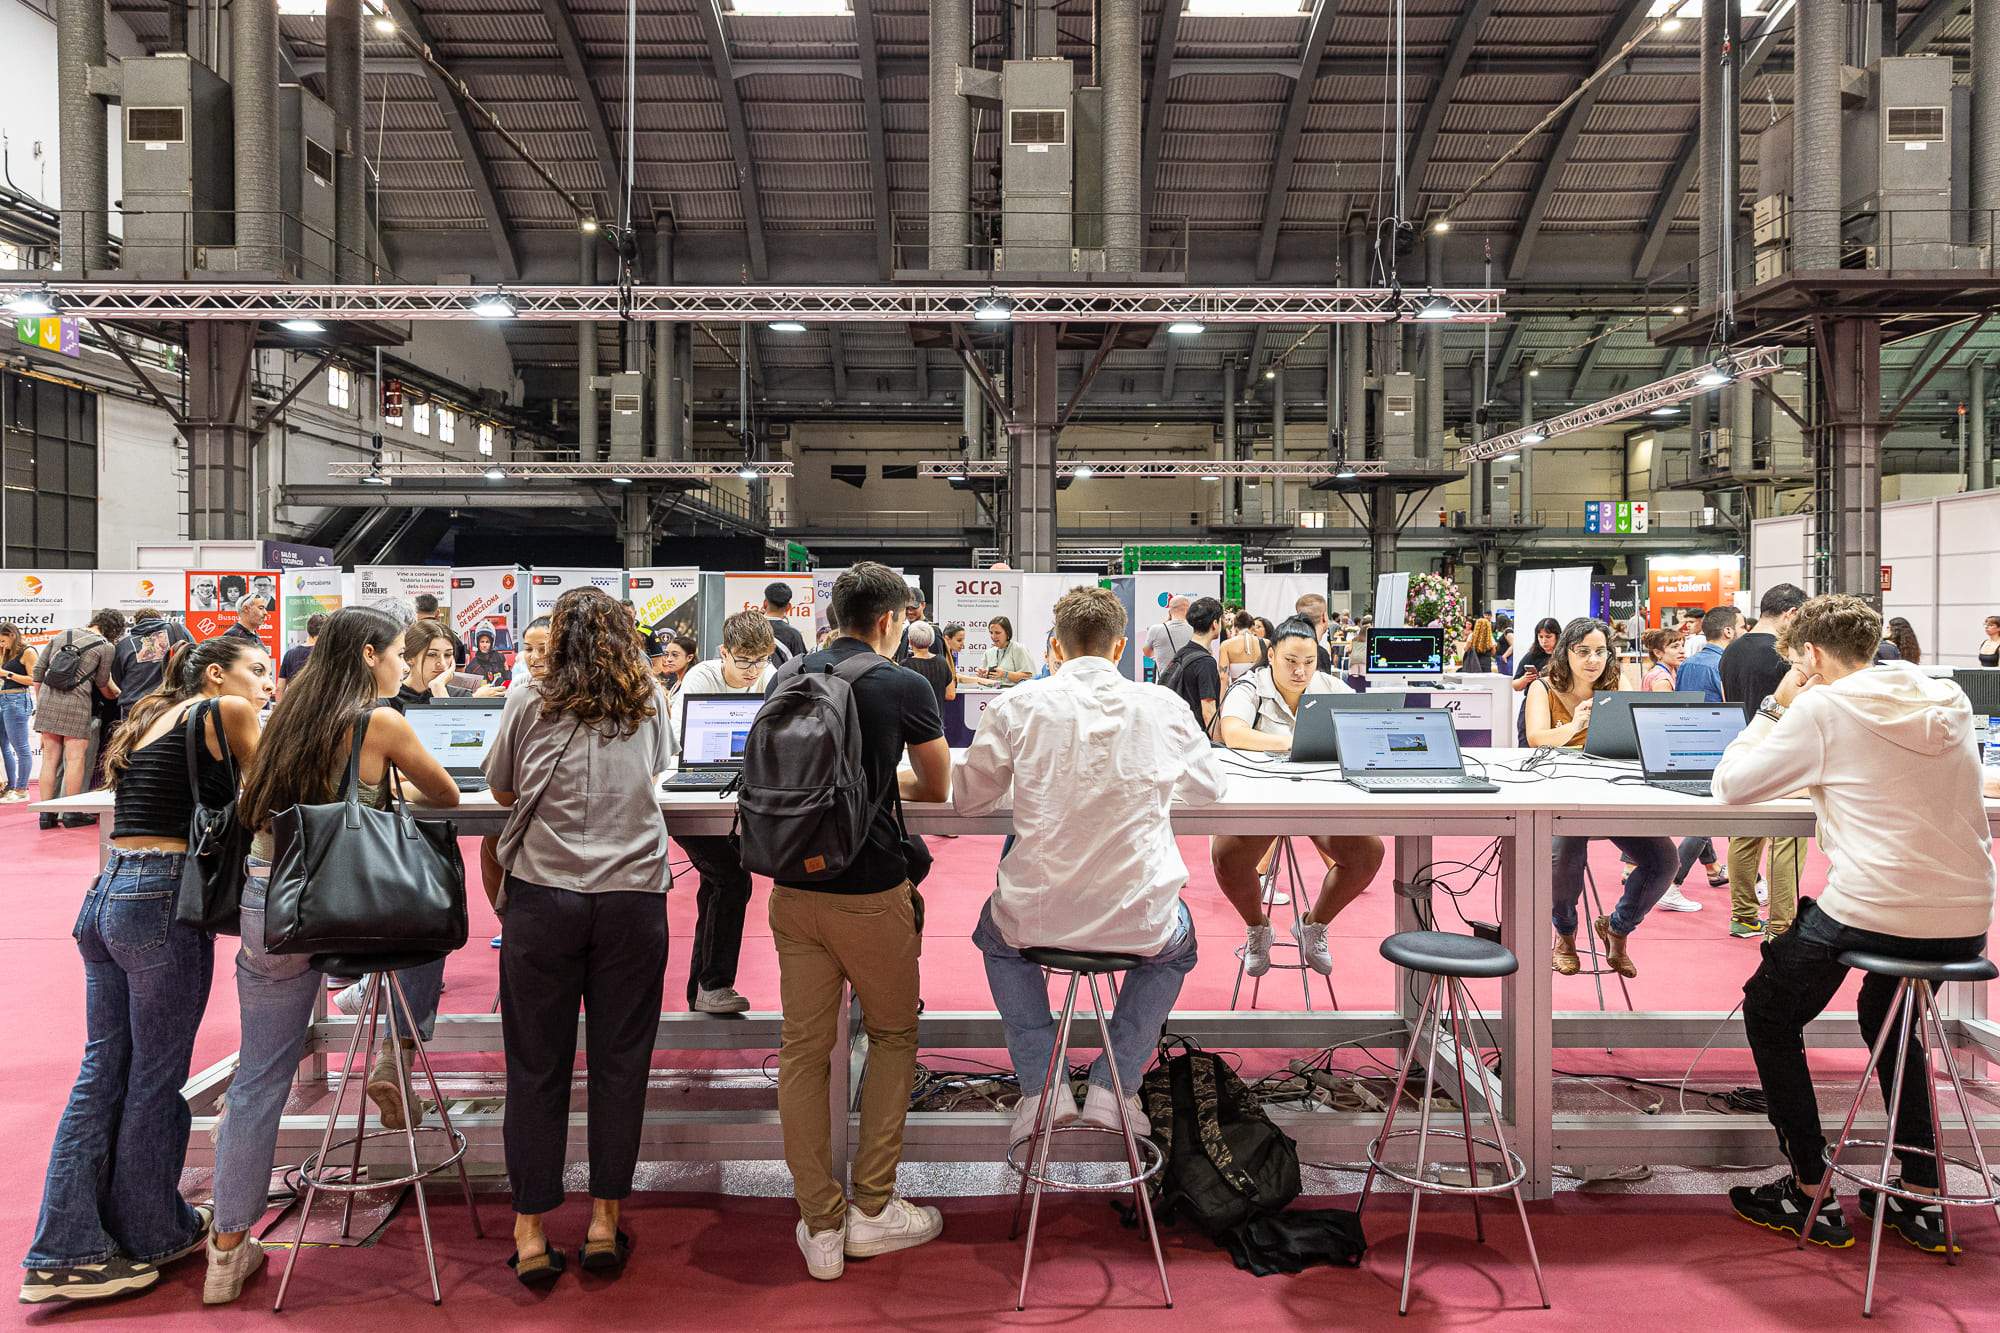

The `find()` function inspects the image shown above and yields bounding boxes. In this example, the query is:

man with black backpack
[740,561,951,1282]
[1159,595,1225,734]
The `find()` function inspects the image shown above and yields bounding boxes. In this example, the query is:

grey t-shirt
[484,680,675,896]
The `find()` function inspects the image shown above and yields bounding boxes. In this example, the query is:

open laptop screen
[1331,708,1462,773]
[1632,703,1745,777]
[680,694,763,766]
[404,702,504,771]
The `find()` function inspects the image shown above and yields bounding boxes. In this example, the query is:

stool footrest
[299,1126,470,1194]
[1822,1143,2000,1208]
[1365,1128,1529,1196]
[1006,1124,1164,1193]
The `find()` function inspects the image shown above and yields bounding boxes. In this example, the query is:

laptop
[1630,702,1748,797]
[1286,692,1414,763]
[1330,708,1500,794]
[404,699,504,793]
[1584,690,1704,760]
[666,693,762,791]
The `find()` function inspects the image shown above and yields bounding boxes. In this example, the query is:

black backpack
[1156,640,1212,712]
[734,652,893,884]
[1140,1039,1302,1236]
[39,630,92,692]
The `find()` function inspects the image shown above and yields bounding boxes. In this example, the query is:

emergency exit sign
[1583,500,1648,534]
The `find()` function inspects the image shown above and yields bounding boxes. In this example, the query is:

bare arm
[901,735,952,803]
[212,695,265,769]
[1523,680,1587,748]
[1218,714,1289,753]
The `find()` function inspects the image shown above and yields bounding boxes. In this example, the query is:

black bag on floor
[1139,1038,1302,1236]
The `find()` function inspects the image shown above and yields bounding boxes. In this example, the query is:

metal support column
[1009,322,1058,571]
[1816,318,1883,601]
[184,324,259,540]
[620,485,654,567]
[578,233,599,458]
[1973,359,1989,492]
[1271,364,1287,520]
[232,0,282,273]
[1794,0,1843,270]
[1368,483,1397,591]
[1422,239,1444,461]
[1518,363,1535,523]
[56,0,110,270]
[1222,359,1238,522]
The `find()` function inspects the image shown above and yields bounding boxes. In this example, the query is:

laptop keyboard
[663,770,738,791]
[1355,776,1489,789]
[1651,779,1714,797]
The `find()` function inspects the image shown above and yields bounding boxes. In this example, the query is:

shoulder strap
[829,649,892,684]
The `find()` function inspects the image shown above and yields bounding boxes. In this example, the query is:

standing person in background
[939,623,976,684]
[1495,617,1516,674]
[34,611,122,830]
[1160,596,1225,734]
[485,588,674,1285]
[203,608,460,1304]
[766,563,951,1282]
[1294,593,1336,672]
[1977,614,2000,667]
[1719,584,1810,938]
[901,621,956,716]
[221,597,266,646]
[1634,623,1725,907]
[893,590,925,663]
[274,614,324,700]
[112,610,193,716]
[1884,617,1922,666]
[1141,595,1193,674]
[977,616,1036,685]
[1216,610,1268,685]
[1674,605,1741,702]
[1458,618,1498,672]
[763,583,809,665]
[1512,617,1562,695]
[672,610,777,1015]
[17,636,271,1306]
[84,611,131,794]
[0,621,35,802]
[1639,628,1684,691]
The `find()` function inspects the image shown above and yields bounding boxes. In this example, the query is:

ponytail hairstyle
[240,606,404,828]
[103,636,263,786]
[1268,616,1320,652]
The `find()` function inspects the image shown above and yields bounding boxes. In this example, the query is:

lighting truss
[326,460,794,480]
[1457,345,1788,464]
[0,283,1503,325]
[918,459,1407,479]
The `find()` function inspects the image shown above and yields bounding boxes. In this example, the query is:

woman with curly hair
[483,587,673,1285]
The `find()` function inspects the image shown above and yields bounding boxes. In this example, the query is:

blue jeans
[25,851,214,1269]
[1551,835,1676,937]
[0,691,30,788]
[974,898,1198,1097]
[210,867,446,1235]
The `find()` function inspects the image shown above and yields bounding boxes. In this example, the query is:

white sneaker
[1656,885,1704,912]
[1756,878,1770,905]
[795,1220,845,1281]
[693,986,752,1014]
[202,1235,265,1306]
[1078,1082,1147,1135]
[1242,923,1275,977]
[842,1196,942,1258]
[332,980,369,1016]
[1292,918,1334,974]
[1009,1080,1080,1145]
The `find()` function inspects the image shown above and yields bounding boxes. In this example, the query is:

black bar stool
[1359,930,1548,1316]
[273,956,483,1311]
[1006,947,1170,1312]
[1800,950,1999,1318]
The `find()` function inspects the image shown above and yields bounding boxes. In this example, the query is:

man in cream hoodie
[1712,595,1993,1253]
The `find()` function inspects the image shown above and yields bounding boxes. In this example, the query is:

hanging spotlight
[361,467,390,485]
[372,15,395,32]
[973,293,1013,322]
[1263,368,1276,381]
[610,475,634,485]
[483,466,506,481]
[1651,405,1680,416]
[768,320,807,333]
[1199,472,1221,482]
[1526,364,1541,378]
[1519,426,1547,445]
[1416,293,1457,320]
[1072,463,1095,479]
[738,463,763,481]
[1167,320,1205,336]
[1432,218,1450,233]
[580,217,599,233]
[6,287,59,316]
[1334,464,1357,479]
[470,288,517,318]
[1669,304,1688,316]
[279,318,325,333]
[1495,452,1521,462]
[1697,358,1736,388]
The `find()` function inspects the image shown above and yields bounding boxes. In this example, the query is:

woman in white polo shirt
[1210,617,1386,980]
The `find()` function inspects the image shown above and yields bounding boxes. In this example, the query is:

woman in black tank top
[0,620,36,802]
[19,636,269,1304]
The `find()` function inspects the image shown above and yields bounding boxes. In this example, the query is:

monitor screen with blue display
[1366,627,1445,675]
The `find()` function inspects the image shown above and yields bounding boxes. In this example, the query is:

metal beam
[692,0,768,280]
[1161,337,1180,399]
[1494,317,1531,383]
[853,0,892,278]
[1405,0,1497,208]
[1899,0,1970,54]
[1508,0,1652,282]
[535,0,620,219]
[1569,319,1613,399]
[829,326,848,399]
[379,0,519,279]
[1634,3,1794,281]
[913,346,929,400]
[1139,0,1186,238]
[1253,0,1341,282]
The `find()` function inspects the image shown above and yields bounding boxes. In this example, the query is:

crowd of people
[9,566,1996,1303]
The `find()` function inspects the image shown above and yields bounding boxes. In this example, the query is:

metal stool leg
[1455,977,1549,1308]
[1015,973,1081,1308]
[1910,983,1957,1266]
[390,979,484,1241]
[1010,972,1078,1241]
[1357,975,1440,1217]
[1801,978,1912,1249]
[273,966,377,1312]
[338,975,386,1238]
[383,976,442,1306]
[1863,982,1921,1318]
[1922,988,2000,1232]
[1088,974,1171,1308]
[1399,978,1451,1316]
[1443,980,1484,1242]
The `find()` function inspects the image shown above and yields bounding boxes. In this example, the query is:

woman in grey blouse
[482,587,673,1285]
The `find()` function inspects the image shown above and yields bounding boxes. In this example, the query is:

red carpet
[5,799,1996,1326]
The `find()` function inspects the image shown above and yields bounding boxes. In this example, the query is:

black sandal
[507,1246,567,1287]
[579,1229,632,1275]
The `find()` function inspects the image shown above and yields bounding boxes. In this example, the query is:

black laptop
[1584,690,1704,760]
[665,694,761,791]
[1286,692,1415,762]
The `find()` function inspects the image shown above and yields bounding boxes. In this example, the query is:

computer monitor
[404,700,505,774]
[679,694,763,768]
[1630,703,1746,779]
[1365,626,1445,675]
[1952,668,2000,719]
[1329,708,1466,775]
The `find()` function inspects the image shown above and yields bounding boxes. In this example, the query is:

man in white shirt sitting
[958,585,1229,1139]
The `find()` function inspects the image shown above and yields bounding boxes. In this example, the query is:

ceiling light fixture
[1697,359,1736,388]
[580,217,599,233]
[470,288,516,318]
[483,466,505,481]
[1669,304,1688,316]
[1416,294,1457,320]
[1495,451,1521,462]
[768,320,807,333]
[279,318,325,333]
[1263,368,1276,381]
[726,0,853,14]
[6,287,59,317]
[1526,364,1540,378]
[1167,320,1205,336]
[1432,218,1450,233]
[1651,405,1680,416]
[610,475,634,485]
[361,468,390,486]
[738,464,762,480]
[1072,463,1095,479]
[973,293,1013,322]
[1199,472,1221,481]
[1519,427,1547,445]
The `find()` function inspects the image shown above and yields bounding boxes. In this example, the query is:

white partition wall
[1881,501,1937,662]
[1933,490,2000,666]
[1242,572,1327,622]
[1749,513,1813,597]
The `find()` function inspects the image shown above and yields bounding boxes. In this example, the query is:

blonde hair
[1780,594,1882,666]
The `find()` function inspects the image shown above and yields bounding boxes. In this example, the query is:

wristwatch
[1756,694,1786,723]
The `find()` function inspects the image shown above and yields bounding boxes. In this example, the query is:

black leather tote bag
[262,707,467,960]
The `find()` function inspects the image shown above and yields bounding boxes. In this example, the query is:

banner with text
[933,570,1021,652]
[0,570,91,648]
[356,565,451,625]
[530,568,626,618]
[723,574,814,645]
[1645,555,1741,629]
[281,567,344,650]
[92,571,185,627]
[450,566,525,684]
[185,570,280,656]
[626,567,701,642]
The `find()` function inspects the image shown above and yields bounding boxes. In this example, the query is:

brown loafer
[1595,915,1637,978]
[1551,934,1580,975]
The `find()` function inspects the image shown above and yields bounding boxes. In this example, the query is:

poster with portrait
[355,565,451,625]
[626,567,700,643]
[92,571,186,628]
[185,570,280,657]
[450,566,524,685]
[0,570,91,649]
[281,567,344,650]
[530,568,626,619]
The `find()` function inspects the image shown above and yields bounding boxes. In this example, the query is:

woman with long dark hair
[202,608,460,1305]
[485,588,673,1285]
[1525,617,1677,978]
[19,637,270,1305]
[1884,616,1922,666]
[0,619,35,801]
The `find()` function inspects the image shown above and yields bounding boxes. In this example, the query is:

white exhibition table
[36,749,2000,1200]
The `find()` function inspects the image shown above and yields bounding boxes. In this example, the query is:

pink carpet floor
[5,798,1997,1328]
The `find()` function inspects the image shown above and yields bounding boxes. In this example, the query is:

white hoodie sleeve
[1710,699,1828,805]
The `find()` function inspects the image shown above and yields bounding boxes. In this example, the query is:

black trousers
[1742,897,1987,1190]
[499,877,668,1214]
[678,836,753,1008]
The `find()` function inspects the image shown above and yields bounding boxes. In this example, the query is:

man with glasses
[672,610,778,1013]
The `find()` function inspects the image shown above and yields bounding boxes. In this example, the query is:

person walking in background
[1216,610,1267,685]
[485,588,674,1286]
[1141,595,1193,675]
[274,614,324,700]
[1160,596,1225,733]
[34,610,122,831]
[1512,617,1562,695]
[1632,625,1725,909]
[763,583,809,664]
[111,610,192,715]
[1719,584,1810,938]
[17,637,270,1305]
[0,621,38,803]
[901,621,956,716]
[203,608,461,1305]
